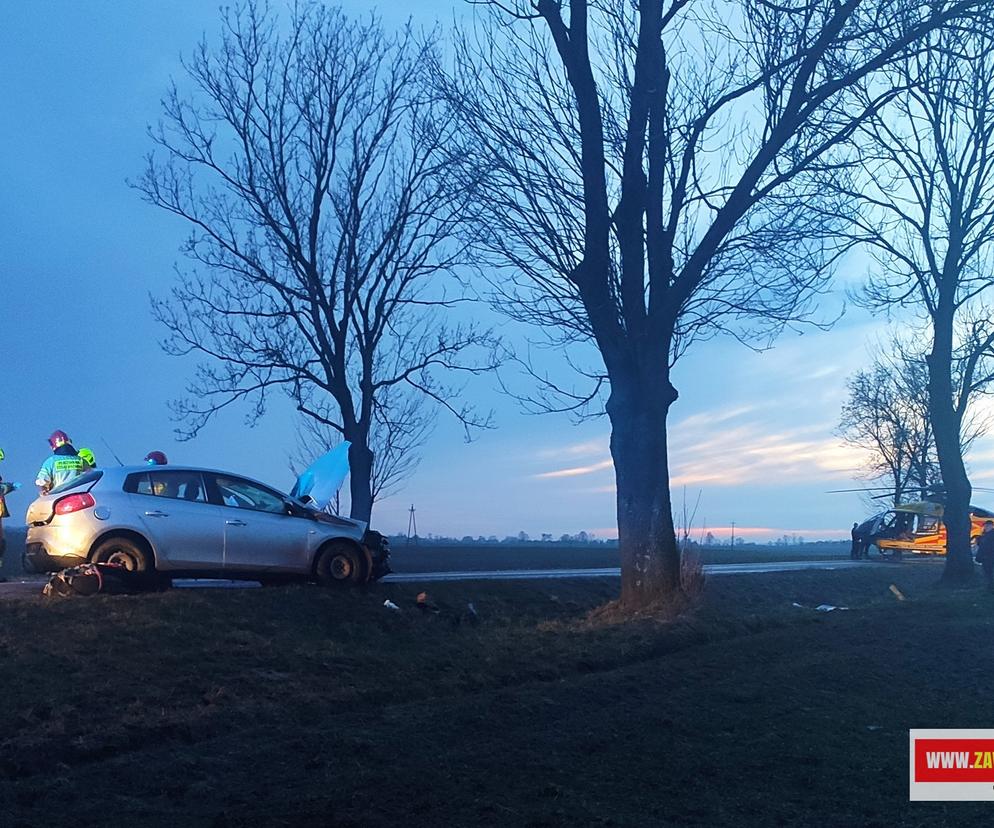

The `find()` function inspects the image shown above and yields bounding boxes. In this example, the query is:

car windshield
[215,476,286,514]
[48,469,102,496]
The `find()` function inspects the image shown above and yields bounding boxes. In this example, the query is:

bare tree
[840,338,941,505]
[840,334,988,508]
[844,23,994,582]
[137,3,497,523]
[439,0,986,608]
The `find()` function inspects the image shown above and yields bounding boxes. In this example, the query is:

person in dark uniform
[850,522,861,559]
[975,520,994,592]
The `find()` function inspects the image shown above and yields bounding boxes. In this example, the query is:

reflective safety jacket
[0,481,13,519]
[36,444,85,492]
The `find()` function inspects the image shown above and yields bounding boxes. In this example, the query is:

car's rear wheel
[315,541,367,587]
[91,537,151,573]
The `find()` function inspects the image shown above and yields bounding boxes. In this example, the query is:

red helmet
[144,451,168,466]
[48,430,71,449]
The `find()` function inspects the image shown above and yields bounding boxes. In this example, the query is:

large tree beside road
[844,24,994,582]
[440,0,989,608]
[138,3,496,522]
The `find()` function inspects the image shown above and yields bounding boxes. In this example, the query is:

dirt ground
[0,561,990,826]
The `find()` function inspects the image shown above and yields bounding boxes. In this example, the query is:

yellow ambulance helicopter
[834,484,994,558]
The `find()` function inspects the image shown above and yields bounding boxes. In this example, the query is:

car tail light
[54,493,95,515]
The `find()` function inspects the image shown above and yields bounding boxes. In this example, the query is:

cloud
[534,458,614,479]
[671,404,760,431]
[668,404,867,488]
[532,401,869,490]
[536,438,607,461]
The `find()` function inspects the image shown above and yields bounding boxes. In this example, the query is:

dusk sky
[5,1,993,542]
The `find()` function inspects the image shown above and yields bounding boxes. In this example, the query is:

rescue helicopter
[830,484,994,558]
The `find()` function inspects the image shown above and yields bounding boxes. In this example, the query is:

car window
[213,475,286,514]
[126,471,207,502]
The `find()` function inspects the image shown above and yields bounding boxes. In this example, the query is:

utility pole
[407,504,418,545]
[730,521,735,548]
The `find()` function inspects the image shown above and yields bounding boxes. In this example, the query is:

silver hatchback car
[24,466,390,585]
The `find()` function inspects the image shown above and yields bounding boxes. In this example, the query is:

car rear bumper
[24,542,87,573]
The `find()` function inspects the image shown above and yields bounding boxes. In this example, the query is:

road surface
[381,559,890,583]
[0,558,904,598]
[0,527,917,597]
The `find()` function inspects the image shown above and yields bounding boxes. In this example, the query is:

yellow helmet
[78,447,96,468]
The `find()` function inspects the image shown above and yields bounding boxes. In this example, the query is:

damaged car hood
[290,442,351,512]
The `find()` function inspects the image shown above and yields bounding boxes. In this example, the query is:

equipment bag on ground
[43,563,149,597]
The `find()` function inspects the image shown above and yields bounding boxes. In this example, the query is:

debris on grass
[383,599,401,612]
[416,591,440,614]
[791,602,850,612]
[889,584,907,601]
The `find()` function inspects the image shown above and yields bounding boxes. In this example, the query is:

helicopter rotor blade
[826,487,897,494]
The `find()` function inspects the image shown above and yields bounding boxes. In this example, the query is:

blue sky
[4,1,990,541]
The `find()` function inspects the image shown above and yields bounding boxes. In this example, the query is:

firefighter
[975,520,994,592]
[0,459,18,583]
[144,451,168,466]
[78,447,97,470]
[36,430,86,495]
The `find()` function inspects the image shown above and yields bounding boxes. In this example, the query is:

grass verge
[0,562,990,826]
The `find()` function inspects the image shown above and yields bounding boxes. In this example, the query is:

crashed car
[24,446,389,585]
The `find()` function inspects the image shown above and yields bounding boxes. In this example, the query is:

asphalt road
[383,559,888,583]
[0,527,904,597]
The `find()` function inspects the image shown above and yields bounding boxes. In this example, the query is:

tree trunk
[928,335,974,584]
[933,414,973,584]
[347,440,375,525]
[607,372,682,609]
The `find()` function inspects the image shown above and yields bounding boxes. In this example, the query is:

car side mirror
[285,499,312,518]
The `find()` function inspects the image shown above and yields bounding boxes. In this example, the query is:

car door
[206,473,315,573]
[125,470,224,570]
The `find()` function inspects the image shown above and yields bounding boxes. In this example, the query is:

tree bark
[347,441,375,525]
[607,371,681,609]
[928,321,974,584]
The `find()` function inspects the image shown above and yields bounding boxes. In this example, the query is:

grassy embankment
[1,560,992,826]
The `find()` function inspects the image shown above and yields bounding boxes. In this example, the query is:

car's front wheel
[91,537,152,573]
[315,541,367,587]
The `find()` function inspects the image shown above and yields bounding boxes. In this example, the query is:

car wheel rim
[330,555,352,580]
[107,550,136,571]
